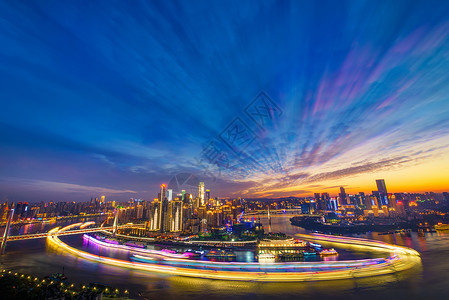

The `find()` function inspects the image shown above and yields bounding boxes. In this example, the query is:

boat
[278,252,303,260]
[308,242,322,248]
[184,249,202,257]
[435,223,449,231]
[125,241,146,248]
[320,248,338,256]
[206,249,236,258]
[258,253,276,263]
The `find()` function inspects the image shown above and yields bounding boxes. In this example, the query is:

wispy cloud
[1,1,449,200]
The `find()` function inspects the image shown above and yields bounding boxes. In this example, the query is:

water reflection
[1,215,447,299]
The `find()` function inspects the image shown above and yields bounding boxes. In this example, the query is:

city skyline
[1,1,449,202]
[2,176,447,204]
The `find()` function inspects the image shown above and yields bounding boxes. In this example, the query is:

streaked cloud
[1,0,449,201]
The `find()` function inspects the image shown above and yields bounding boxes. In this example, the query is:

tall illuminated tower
[149,199,161,231]
[376,179,388,206]
[159,184,170,232]
[339,187,347,205]
[199,182,205,205]
[376,179,387,194]
[167,189,173,201]
[170,200,183,232]
[160,184,167,201]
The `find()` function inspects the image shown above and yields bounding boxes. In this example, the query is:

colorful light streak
[295,233,420,256]
[79,221,95,229]
[46,223,421,282]
[83,234,191,259]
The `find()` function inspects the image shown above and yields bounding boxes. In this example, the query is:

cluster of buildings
[304,179,449,220]
[145,182,243,235]
[2,178,448,230]
[0,197,110,223]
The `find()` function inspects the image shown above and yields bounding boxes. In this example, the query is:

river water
[1,214,448,300]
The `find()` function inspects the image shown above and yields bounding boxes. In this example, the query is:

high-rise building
[376,179,387,194]
[154,184,170,232]
[221,205,232,224]
[365,194,375,207]
[149,200,161,231]
[314,193,324,211]
[167,189,173,201]
[381,205,389,216]
[136,204,143,219]
[388,194,397,210]
[359,192,366,207]
[443,192,449,207]
[199,182,205,205]
[170,200,183,232]
[339,187,347,205]
[329,197,338,211]
[197,206,207,221]
[372,191,382,207]
[181,190,186,202]
[160,198,170,232]
[349,195,357,206]
[212,209,222,228]
[322,193,330,210]
[160,184,167,201]
[205,189,210,202]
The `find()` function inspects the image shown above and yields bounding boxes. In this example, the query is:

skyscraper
[443,192,449,207]
[160,184,167,201]
[157,184,170,232]
[329,197,338,211]
[149,199,161,231]
[376,179,388,206]
[198,182,205,205]
[160,199,170,232]
[322,193,330,210]
[167,189,173,201]
[181,190,186,202]
[314,193,324,211]
[170,200,183,232]
[358,192,366,207]
[339,187,347,205]
[376,179,387,194]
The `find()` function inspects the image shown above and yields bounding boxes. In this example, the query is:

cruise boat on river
[435,223,449,231]
[320,248,338,256]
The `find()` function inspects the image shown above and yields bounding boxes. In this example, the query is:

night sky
[1,0,449,202]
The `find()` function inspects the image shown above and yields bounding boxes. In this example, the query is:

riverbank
[0,269,130,299]
[290,216,417,234]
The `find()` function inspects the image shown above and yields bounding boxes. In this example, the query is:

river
[1,214,448,300]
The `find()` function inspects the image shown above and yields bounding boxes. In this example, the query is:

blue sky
[1,0,449,202]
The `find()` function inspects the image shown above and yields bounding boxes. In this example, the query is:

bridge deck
[6,224,145,241]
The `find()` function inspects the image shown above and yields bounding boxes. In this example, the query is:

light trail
[79,221,95,229]
[7,224,144,241]
[295,233,420,256]
[46,224,421,282]
[83,234,191,259]
[84,234,389,271]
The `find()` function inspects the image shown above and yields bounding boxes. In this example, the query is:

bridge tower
[1,208,14,254]
[267,206,272,233]
[112,209,118,236]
